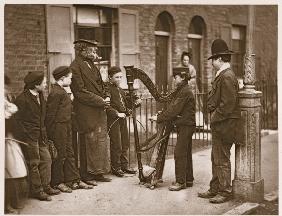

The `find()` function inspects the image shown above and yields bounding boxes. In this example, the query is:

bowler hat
[173,67,190,77]
[24,71,44,85]
[53,66,70,81]
[108,66,122,77]
[208,39,234,60]
[73,39,99,46]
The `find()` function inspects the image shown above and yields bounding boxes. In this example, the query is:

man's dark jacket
[157,82,196,126]
[14,89,47,142]
[45,84,72,140]
[207,68,241,143]
[70,56,108,132]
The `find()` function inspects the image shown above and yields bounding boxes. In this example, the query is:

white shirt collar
[29,89,39,96]
[215,62,231,77]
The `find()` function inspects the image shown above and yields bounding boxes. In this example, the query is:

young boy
[151,67,196,191]
[14,71,60,201]
[45,66,94,192]
[106,66,140,177]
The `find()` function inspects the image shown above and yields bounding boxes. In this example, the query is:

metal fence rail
[255,79,278,130]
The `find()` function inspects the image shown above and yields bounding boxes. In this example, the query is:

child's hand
[117,113,126,118]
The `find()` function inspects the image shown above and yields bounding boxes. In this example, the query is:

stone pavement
[20,132,278,215]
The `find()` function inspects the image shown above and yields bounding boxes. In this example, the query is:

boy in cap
[150,67,195,191]
[106,66,140,177]
[46,66,94,193]
[198,39,240,203]
[14,71,60,201]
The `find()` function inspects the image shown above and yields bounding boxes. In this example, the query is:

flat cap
[24,71,44,84]
[53,66,70,80]
[73,39,99,46]
[108,66,122,77]
[172,67,190,77]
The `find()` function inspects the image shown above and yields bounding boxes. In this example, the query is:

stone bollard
[232,88,264,202]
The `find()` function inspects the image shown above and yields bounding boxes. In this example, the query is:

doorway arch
[155,11,174,94]
[188,16,206,93]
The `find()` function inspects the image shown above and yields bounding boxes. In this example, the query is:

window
[232,25,246,78]
[73,6,112,64]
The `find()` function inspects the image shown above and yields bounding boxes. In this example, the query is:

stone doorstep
[223,202,260,215]
[264,190,278,202]
[223,190,278,215]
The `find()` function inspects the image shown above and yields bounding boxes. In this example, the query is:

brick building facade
[4,4,277,95]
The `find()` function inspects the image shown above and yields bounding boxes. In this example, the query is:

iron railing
[255,79,278,130]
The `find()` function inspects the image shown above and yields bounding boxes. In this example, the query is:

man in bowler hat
[198,39,241,203]
[70,39,112,182]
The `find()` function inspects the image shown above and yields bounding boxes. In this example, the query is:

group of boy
[13,39,137,202]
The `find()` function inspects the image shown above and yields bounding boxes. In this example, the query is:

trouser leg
[108,119,122,170]
[25,141,43,193]
[64,123,80,183]
[38,144,52,188]
[209,130,233,196]
[51,124,66,186]
[174,126,194,184]
[119,119,130,169]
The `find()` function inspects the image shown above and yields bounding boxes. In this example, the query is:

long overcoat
[70,56,108,133]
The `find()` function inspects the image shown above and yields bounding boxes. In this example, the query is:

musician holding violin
[150,67,196,191]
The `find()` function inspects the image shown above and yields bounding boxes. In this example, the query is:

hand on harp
[149,114,158,122]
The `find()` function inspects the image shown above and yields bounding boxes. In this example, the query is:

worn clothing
[209,131,233,196]
[45,84,80,186]
[106,82,131,170]
[70,55,110,177]
[14,90,47,142]
[70,56,108,133]
[157,82,196,127]
[157,82,196,183]
[207,66,240,197]
[174,126,195,183]
[14,90,51,193]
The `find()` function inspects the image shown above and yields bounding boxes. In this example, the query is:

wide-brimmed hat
[208,39,234,60]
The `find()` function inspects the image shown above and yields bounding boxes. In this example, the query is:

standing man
[14,71,60,201]
[198,39,240,203]
[70,39,111,183]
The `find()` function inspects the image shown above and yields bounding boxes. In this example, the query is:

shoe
[83,180,98,186]
[93,174,112,182]
[44,185,61,195]
[68,182,79,190]
[198,190,217,199]
[209,194,232,204]
[168,182,186,191]
[186,181,193,187]
[77,181,93,189]
[32,191,52,201]
[121,167,137,174]
[112,168,125,177]
[56,183,72,193]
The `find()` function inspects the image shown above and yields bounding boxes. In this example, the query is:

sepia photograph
[3,1,279,215]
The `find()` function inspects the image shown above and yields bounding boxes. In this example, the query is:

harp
[124,65,188,189]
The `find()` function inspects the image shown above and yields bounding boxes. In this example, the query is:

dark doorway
[155,35,169,93]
